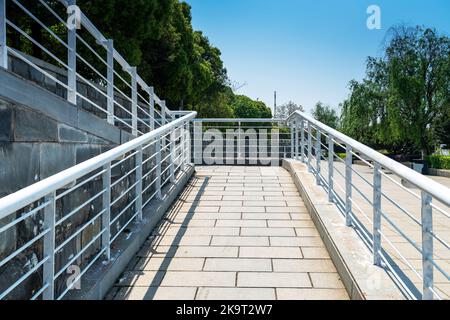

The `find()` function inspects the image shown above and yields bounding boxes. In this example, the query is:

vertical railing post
[161,101,167,126]
[169,130,175,183]
[130,67,138,136]
[300,120,305,163]
[345,146,353,227]
[0,0,7,69]
[421,191,434,300]
[106,39,114,125]
[136,147,143,221]
[307,122,312,172]
[186,122,191,165]
[181,122,186,169]
[102,163,111,260]
[316,129,321,185]
[161,101,166,152]
[42,192,56,300]
[67,0,77,105]
[294,122,299,160]
[193,121,202,165]
[155,138,162,199]
[328,135,334,202]
[290,125,294,159]
[238,121,242,161]
[373,163,382,266]
[149,86,155,131]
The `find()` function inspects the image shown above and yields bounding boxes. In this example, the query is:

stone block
[301,247,333,259]
[0,68,78,126]
[242,213,291,220]
[58,124,88,143]
[203,258,272,272]
[310,273,345,289]
[237,272,311,288]
[134,257,205,272]
[116,271,165,287]
[170,246,238,258]
[39,143,76,179]
[0,103,13,142]
[272,259,336,273]
[75,144,103,164]
[196,288,275,300]
[29,67,45,86]
[10,58,30,79]
[161,271,236,287]
[0,143,40,196]
[87,134,113,145]
[276,288,349,300]
[239,247,302,259]
[211,236,269,247]
[240,227,296,237]
[77,110,121,144]
[270,236,324,247]
[215,220,267,227]
[145,235,212,247]
[115,286,196,300]
[14,107,58,142]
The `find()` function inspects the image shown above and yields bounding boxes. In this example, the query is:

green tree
[340,26,450,158]
[232,95,272,119]
[385,26,450,158]
[313,102,339,129]
[7,0,235,117]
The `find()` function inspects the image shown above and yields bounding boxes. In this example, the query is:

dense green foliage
[426,155,450,170]
[78,0,236,116]
[312,102,339,129]
[232,95,272,119]
[7,0,271,119]
[340,26,450,158]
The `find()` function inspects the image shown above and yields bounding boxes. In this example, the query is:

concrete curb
[66,165,195,300]
[428,168,450,178]
[282,159,405,300]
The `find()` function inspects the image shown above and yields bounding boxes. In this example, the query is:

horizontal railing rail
[287,110,450,300]
[0,0,174,136]
[0,111,196,300]
[191,118,291,166]
[192,118,286,123]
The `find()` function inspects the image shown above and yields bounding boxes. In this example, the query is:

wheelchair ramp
[107,166,349,300]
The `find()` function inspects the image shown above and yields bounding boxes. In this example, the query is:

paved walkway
[107,166,348,300]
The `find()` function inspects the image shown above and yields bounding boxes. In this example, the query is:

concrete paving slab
[196,287,276,300]
[109,166,348,300]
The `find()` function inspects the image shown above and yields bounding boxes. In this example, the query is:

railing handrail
[193,118,285,123]
[287,110,450,206]
[0,111,196,220]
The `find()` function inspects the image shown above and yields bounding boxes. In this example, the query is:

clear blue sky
[185,0,450,114]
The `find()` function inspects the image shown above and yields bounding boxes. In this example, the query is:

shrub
[336,153,347,160]
[426,155,450,170]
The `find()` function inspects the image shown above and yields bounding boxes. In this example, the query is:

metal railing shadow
[117,175,210,300]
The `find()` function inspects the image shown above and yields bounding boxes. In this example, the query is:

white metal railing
[0,111,195,300]
[191,118,288,165]
[287,111,450,300]
[0,0,174,136]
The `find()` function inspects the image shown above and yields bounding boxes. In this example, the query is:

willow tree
[341,26,450,157]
